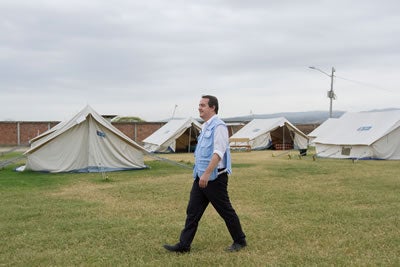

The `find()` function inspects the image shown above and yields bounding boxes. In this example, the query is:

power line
[334,75,394,93]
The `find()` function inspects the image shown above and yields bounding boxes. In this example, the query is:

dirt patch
[49,182,114,202]
[48,182,130,217]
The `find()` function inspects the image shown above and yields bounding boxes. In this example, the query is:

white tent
[143,118,202,153]
[307,118,339,146]
[229,118,309,151]
[313,110,400,160]
[24,105,147,172]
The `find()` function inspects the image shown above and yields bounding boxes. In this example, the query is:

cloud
[1,0,399,121]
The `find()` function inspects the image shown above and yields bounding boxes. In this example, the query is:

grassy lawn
[0,150,399,266]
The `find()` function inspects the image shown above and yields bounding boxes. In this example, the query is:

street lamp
[309,66,336,118]
[171,104,178,119]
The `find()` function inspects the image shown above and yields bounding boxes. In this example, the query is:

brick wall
[0,122,18,145]
[0,121,166,146]
[112,122,164,143]
[0,121,318,147]
[135,123,164,143]
[20,122,59,145]
[295,123,319,135]
[0,121,64,146]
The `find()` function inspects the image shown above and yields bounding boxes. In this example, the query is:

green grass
[0,151,399,266]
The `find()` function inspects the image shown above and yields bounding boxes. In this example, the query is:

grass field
[0,150,399,266]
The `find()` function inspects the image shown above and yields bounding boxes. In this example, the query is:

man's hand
[199,173,210,188]
[198,153,221,188]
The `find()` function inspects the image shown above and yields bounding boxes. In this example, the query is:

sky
[1,0,400,122]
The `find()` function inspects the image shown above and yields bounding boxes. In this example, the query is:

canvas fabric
[229,117,308,150]
[25,105,147,172]
[143,118,201,152]
[313,111,400,160]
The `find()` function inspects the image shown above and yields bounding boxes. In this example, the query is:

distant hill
[222,108,400,125]
[159,108,400,125]
[222,110,346,124]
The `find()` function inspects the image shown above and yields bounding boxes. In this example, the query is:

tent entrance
[270,126,294,150]
[175,126,200,153]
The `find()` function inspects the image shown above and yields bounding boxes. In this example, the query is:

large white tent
[313,110,400,160]
[24,105,147,172]
[143,118,202,153]
[307,118,339,146]
[229,117,309,151]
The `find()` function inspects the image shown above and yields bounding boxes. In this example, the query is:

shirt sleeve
[213,124,229,160]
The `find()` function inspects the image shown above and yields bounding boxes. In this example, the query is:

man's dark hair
[202,95,219,114]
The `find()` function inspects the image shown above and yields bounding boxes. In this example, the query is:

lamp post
[171,104,178,119]
[309,66,336,118]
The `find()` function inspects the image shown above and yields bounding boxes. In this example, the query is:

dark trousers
[179,172,246,248]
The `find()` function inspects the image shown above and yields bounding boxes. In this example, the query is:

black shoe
[163,243,190,253]
[226,241,247,252]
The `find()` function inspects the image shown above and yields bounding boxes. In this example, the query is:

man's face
[198,98,215,121]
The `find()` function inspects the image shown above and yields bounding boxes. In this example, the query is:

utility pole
[309,66,336,118]
[328,67,336,118]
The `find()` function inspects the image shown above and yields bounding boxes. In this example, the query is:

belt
[217,168,227,175]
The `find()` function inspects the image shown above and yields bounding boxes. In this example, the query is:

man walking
[163,95,246,253]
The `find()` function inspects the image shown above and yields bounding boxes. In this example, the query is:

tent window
[341,146,352,155]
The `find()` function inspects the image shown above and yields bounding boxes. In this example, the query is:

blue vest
[193,117,232,181]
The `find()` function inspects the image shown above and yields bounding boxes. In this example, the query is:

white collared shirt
[202,115,228,169]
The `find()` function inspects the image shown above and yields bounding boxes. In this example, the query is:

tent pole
[188,126,192,153]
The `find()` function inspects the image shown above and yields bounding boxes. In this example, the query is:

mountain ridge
[222,110,344,124]
[222,108,400,124]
